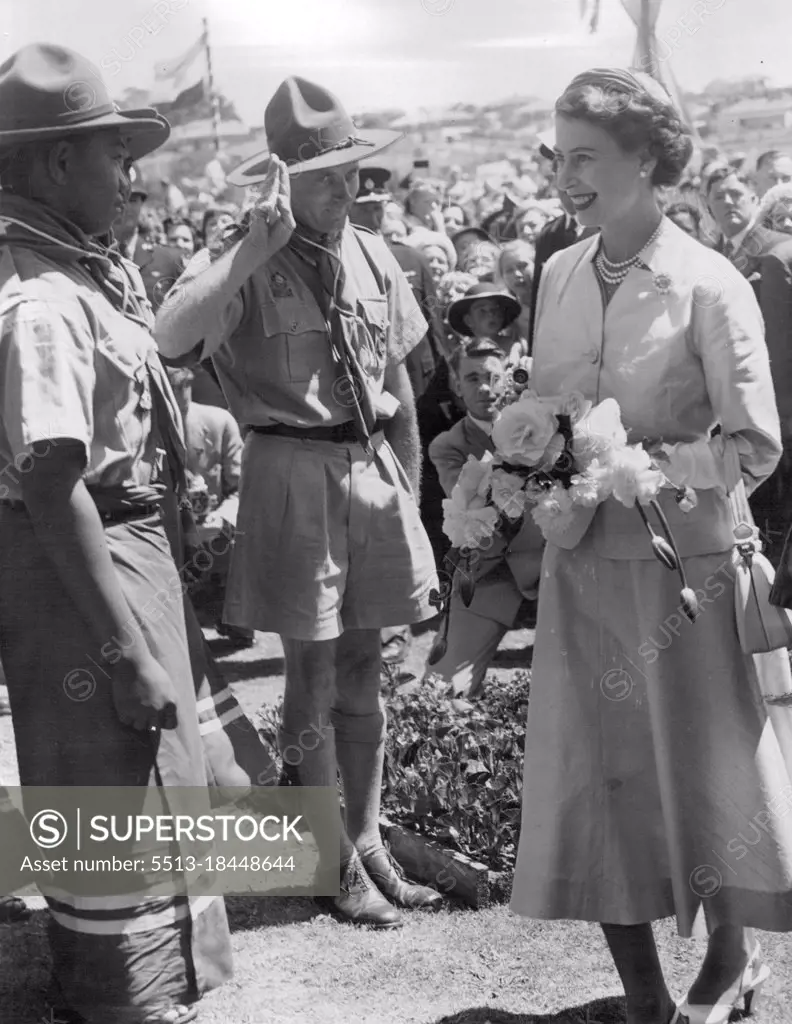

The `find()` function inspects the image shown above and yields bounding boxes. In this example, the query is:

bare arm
[154,157,296,361]
[21,443,178,730]
[383,361,421,500]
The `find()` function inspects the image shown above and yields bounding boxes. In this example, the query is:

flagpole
[203,16,220,154]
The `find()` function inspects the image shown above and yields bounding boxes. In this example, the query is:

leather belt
[248,421,384,444]
[0,499,161,524]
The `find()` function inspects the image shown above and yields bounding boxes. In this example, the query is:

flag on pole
[579,0,601,33]
[154,80,207,116]
[150,29,207,102]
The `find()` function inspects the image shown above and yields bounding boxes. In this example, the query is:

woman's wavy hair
[554,68,693,188]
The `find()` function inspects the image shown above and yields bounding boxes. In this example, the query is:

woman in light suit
[509,68,792,1024]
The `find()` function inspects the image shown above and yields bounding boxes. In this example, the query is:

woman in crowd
[510,67,792,1024]
[201,206,236,251]
[460,238,502,281]
[165,217,197,260]
[403,179,445,232]
[513,202,550,245]
[443,203,468,233]
[758,181,792,234]
[495,239,534,346]
[406,229,457,286]
[664,201,703,240]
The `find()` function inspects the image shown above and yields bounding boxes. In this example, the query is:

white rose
[492,396,559,467]
[571,398,629,466]
[490,468,528,519]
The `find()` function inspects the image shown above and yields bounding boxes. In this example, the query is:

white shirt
[467,413,494,436]
[726,213,760,256]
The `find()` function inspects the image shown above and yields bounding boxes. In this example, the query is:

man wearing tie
[705,162,792,562]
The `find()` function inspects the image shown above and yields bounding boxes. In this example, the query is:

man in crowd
[111,163,186,310]
[428,342,543,697]
[155,76,443,927]
[754,149,792,198]
[705,163,792,561]
[167,367,254,647]
[350,168,444,665]
[349,167,442,401]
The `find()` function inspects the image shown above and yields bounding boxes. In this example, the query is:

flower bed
[256,672,529,877]
[381,673,528,875]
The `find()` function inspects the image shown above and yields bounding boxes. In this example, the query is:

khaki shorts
[224,431,437,641]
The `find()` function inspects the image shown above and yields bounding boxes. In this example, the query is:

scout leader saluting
[155,77,443,928]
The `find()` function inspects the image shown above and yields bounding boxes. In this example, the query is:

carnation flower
[490,469,528,519]
[572,398,629,466]
[569,460,613,506]
[492,395,558,466]
[609,445,666,507]
[442,500,499,548]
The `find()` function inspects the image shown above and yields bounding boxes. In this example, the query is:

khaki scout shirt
[0,209,182,504]
[179,224,428,428]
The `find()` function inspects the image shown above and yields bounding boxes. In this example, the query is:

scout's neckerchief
[0,193,187,497]
[287,224,378,452]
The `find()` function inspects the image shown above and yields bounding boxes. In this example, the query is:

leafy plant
[381,672,529,874]
[256,670,530,874]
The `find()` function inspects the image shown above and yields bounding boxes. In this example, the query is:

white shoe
[676,942,771,1023]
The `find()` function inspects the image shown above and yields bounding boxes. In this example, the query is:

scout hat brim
[227,128,401,185]
[0,108,170,162]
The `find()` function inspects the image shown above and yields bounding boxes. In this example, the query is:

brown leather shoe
[318,855,403,929]
[359,846,444,911]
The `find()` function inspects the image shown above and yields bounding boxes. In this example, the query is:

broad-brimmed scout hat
[227,77,401,185]
[0,43,170,159]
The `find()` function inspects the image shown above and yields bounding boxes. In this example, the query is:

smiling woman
[510,64,792,1024]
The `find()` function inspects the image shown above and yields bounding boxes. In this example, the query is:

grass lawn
[2,628,792,1023]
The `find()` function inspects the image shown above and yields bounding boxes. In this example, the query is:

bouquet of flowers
[434,367,699,641]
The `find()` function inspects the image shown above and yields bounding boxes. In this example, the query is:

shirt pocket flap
[95,328,148,380]
[256,287,325,338]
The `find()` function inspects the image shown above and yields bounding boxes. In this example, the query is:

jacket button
[290,320,299,330]
[589,348,600,363]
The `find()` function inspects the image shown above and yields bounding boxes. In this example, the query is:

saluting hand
[245,155,296,263]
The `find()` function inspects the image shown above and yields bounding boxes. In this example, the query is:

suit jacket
[389,241,442,400]
[530,214,596,346]
[730,225,792,438]
[428,416,544,617]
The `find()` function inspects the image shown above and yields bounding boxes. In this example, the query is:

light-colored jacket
[532,218,782,559]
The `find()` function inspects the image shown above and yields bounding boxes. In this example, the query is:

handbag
[727,439,792,654]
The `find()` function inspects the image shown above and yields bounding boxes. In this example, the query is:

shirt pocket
[356,297,389,379]
[94,328,152,455]
[258,296,327,384]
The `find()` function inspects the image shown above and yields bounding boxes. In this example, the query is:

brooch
[653,272,672,295]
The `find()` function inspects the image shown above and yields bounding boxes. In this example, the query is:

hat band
[0,100,117,134]
[273,130,376,166]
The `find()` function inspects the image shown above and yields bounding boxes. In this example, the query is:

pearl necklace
[594,220,664,286]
